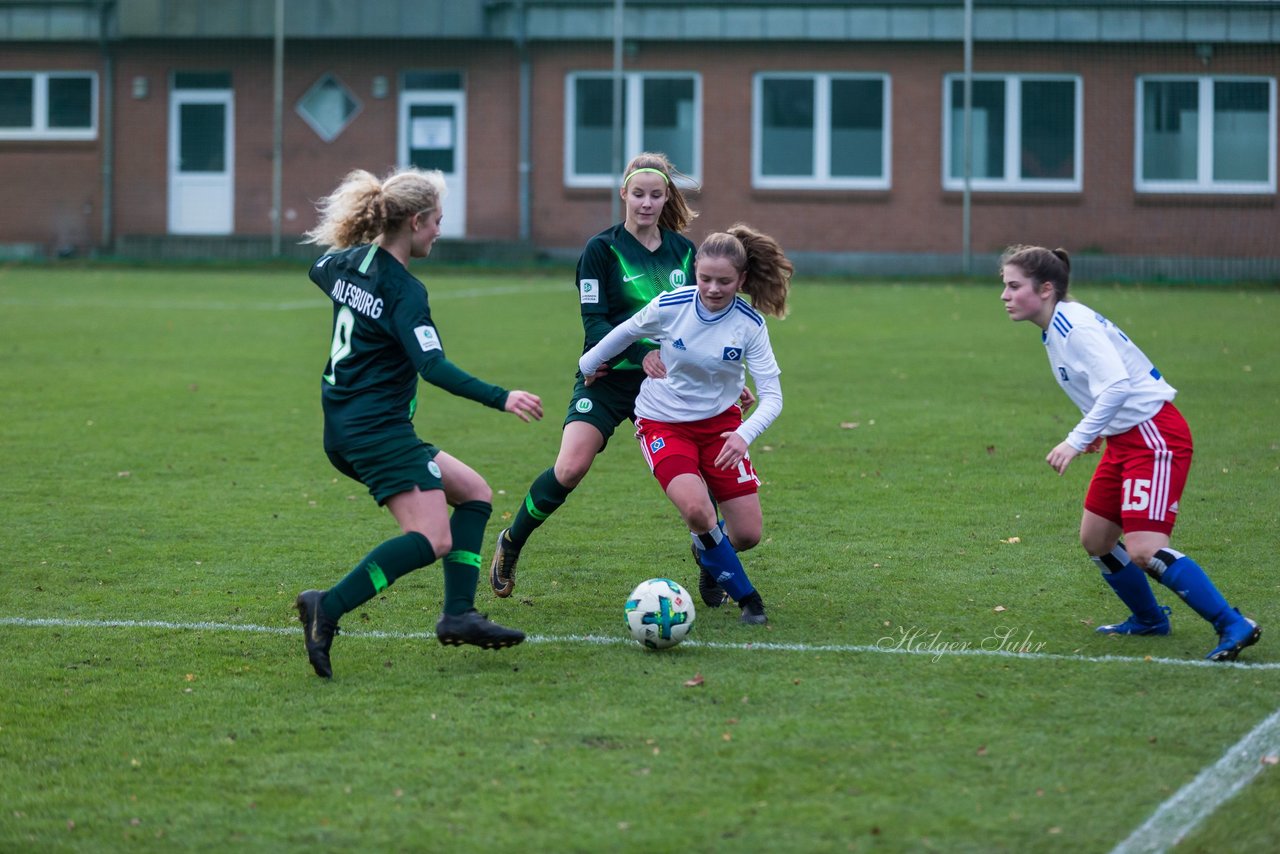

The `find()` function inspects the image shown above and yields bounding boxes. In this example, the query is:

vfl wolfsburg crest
[428,460,442,478]
[575,399,594,413]
[669,269,687,287]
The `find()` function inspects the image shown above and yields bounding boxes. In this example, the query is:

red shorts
[1084,402,1192,536]
[635,408,760,502]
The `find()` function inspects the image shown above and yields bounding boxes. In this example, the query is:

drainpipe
[515,0,530,242]
[961,0,973,276]
[271,0,284,256]
[609,0,623,225]
[98,0,115,254]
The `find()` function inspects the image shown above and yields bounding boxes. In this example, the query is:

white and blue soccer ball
[625,578,696,649]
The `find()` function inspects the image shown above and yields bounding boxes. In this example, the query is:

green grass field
[1,264,1277,852]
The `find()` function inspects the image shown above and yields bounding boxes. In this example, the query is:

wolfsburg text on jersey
[330,278,383,319]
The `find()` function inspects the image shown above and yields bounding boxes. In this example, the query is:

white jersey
[1044,300,1176,450]
[580,286,782,444]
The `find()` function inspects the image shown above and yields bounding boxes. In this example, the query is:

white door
[168,89,234,234]
[399,91,465,238]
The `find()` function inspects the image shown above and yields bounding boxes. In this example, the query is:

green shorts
[564,369,645,448]
[326,434,444,506]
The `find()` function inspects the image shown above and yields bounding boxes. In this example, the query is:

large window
[0,72,96,140]
[943,74,1081,192]
[753,73,890,189]
[564,72,700,187]
[1136,76,1276,194]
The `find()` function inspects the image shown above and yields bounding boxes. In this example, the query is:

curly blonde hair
[303,167,448,249]
[698,223,793,319]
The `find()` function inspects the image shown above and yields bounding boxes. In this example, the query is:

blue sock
[1149,549,1232,629]
[1091,544,1163,623]
[692,525,754,601]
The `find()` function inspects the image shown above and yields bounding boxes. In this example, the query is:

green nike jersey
[309,244,503,451]
[575,224,695,370]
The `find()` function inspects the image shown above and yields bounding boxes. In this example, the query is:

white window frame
[0,71,97,140]
[1134,75,1277,195]
[563,71,702,188]
[752,72,892,190]
[942,73,1083,193]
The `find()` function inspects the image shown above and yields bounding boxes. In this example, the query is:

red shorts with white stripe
[1084,402,1192,536]
[635,407,760,502]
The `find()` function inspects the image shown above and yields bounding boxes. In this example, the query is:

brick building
[1,0,1277,275]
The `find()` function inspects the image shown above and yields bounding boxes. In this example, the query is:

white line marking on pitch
[1110,707,1280,854]
[6,616,1273,846]
[2,616,1276,672]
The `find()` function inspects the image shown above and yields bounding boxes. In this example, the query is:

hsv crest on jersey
[649,437,665,453]
[722,347,742,362]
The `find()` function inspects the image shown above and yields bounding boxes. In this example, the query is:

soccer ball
[624,578,696,649]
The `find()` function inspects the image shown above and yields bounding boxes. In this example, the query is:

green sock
[443,500,491,615]
[508,467,573,547]
[323,531,435,618]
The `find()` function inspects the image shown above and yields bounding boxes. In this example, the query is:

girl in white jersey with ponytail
[580,225,791,625]
[1000,245,1260,661]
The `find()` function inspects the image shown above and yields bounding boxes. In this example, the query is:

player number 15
[1122,478,1152,512]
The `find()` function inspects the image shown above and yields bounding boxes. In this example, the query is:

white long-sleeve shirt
[579,287,782,446]
[1043,300,1176,450]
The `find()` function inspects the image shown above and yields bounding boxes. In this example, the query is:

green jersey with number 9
[310,244,507,452]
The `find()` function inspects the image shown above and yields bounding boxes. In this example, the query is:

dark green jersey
[576,224,695,370]
[309,244,506,451]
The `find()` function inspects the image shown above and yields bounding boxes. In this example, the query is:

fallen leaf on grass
[976,745,988,756]
[993,605,1007,613]
[683,673,704,688]
[840,422,860,429]
[1001,537,1021,544]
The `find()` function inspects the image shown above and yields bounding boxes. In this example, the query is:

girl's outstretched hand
[505,390,543,422]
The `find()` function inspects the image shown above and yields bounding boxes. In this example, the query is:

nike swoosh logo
[623,274,644,283]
